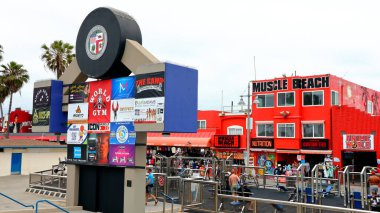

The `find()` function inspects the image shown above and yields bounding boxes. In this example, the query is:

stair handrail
[35,199,68,213]
[0,192,34,209]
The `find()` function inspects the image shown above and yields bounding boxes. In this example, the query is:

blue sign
[73,146,82,159]
[112,77,135,100]
[110,122,136,145]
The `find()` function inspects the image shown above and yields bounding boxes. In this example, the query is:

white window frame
[198,120,206,129]
[331,90,339,106]
[277,91,295,107]
[227,125,244,135]
[301,121,325,138]
[302,90,324,107]
[368,101,373,114]
[256,122,274,138]
[256,93,275,108]
[277,123,295,138]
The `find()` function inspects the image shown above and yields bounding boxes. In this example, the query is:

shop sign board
[88,80,112,123]
[33,87,51,108]
[110,99,134,122]
[134,97,164,123]
[109,144,135,166]
[69,83,89,103]
[32,107,50,126]
[252,75,329,92]
[135,72,165,98]
[301,139,328,150]
[110,122,136,145]
[68,103,89,123]
[343,134,374,150]
[67,123,88,144]
[111,77,135,100]
[251,138,274,149]
[88,123,110,133]
[214,135,240,148]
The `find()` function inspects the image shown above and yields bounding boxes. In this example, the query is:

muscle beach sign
[252,76,330,92]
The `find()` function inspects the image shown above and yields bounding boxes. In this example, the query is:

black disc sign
[76,7,142,79]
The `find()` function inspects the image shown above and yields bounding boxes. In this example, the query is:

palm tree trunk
[6,93,12,138]
[0,103,3,119]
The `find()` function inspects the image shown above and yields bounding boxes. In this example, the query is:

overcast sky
[1,0,380,113]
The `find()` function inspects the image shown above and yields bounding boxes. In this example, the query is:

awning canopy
[300,150,332,155]
[276,149,300,154]
[147,130,215,147]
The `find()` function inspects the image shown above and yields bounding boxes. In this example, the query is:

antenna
[254,56,256,81]
[221,90,224,111]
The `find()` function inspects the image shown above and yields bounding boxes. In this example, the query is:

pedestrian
[146,168,158,206]
[369,171,380,198]
[229,168,240,202]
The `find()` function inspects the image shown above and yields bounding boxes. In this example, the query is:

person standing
[146,168,158,205]
[229,169,240,202]
[369,171,380,197]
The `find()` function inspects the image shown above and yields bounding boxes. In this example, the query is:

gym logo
[116,125,128,143]
[86,25,107,60]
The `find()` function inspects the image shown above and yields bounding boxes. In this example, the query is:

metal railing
[35,199,69,213]
[29,173,67,192]
[181,178,219,212]
[360,166,377,207]
[0,192,34,209]
[160,192,177,213]
[218,194,374,213]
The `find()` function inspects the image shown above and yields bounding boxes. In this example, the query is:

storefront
[301,138,331,168]
[250,138,276,174]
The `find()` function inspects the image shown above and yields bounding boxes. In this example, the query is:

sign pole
[246,82,251,166]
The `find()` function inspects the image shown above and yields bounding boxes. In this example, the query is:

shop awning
[251,148,276,152]
[147,130,215,147]
[276,149,300,154]
[300,150,332,155]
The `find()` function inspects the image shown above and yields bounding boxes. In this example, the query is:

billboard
[33,87,51,108]
[135,72,165,98]
[110,122,136,145]
[343,134,374,150]
[67,144,87,163]
[68,103,89,124]
[32,107,50,126]
[110,99,134,122]
[87,133,109,164]
[134,97,164,123]
[109,145,135,166]
[111,77,135,100]
[88,123,110,133]
[67,123,88,144]
[214,135,240,148]
[69,83,89,103]
[88,80,112,123]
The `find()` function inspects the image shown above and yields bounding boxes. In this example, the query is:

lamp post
[238,83,252,166]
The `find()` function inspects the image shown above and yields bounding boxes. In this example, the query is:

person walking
[146,168,158,205]
[229,169,240,202]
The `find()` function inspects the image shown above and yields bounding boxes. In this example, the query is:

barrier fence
[29,173,67,193]
[181,178,219,212]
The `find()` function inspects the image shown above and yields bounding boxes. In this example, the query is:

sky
[1,0,380,114]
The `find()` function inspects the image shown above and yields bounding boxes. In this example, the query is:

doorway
[342,151,377,172]
[11,153,22,175]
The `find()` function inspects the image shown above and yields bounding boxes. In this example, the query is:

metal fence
[29,173,67,193]
[181,178,219,212]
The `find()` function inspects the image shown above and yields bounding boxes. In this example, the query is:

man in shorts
[229,169,240,202]
[369,171,380,197]
[146,168,158,205]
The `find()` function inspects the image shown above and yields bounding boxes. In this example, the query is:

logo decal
[116,125,128,143]
[85,25,107,60]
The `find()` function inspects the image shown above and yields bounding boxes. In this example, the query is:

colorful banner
[343,134,374,150]
[67,123,88,144]
[134,97,165,123]
[109,144,135,166]
[68,103,89,124]
[214,135,240,148]
[33,87,51,108]
[88,80,112,123]
[69,83,89,103]
[32,107,50,126]
[135,72,165,98]
[110,99,135,122]
[111,77,135,100]
[67,144,87,163]
[87,133,109,164]
[88,123,110,133]
[110,122,136,145]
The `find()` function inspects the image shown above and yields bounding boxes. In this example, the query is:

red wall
[198,110,221,131]
[220,115,247,149]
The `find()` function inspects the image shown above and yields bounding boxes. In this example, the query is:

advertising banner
[214,135,240,148]
[111,77,135,100]
[110,99,134,122]
[134,97,165,123]
[109,144,135,166]
[88,123,110,133]
[110,122,136,145]
[135,72,165,98]
[87,133,109,164]
[67,123,88,144]
[343,134,374,150]
[69,83,89,103]
[32,107,50,126]
[33,87,51,108]
[68,103,89,124]
[67,144,87,163]
[251,138,274,149]
[88,80,112,123]
[301,139,328,150]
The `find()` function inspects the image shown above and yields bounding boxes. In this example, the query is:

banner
[67,144,87,163]
[88,123,110,133]
[343,134,374,150]
[88,80,112,123]
[33,87,51,108]
[68,103,88,124]
[87,133,109,164]
[110,99,134,122]
[110,122,136,145]
[32,107,50,126]
[134,97,165,123]
[109,144,135,166]
[135,72,165,98]
[214,135,240,148]
[67,123,88,144]
[69,83,89,103]
[251,138,274,149]
[111,77,135,100]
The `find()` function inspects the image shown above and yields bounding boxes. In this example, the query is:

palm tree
[0,44,3,62]
[0,61,29,137]
[0,77,10,119]
[41,40,75,79]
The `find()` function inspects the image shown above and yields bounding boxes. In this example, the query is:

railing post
[215,182,218,212]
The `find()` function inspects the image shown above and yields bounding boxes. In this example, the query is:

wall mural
[257,153,275,174]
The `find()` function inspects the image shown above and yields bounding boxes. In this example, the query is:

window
[278,92,295,107]
[368,101,373,114]
[302,123,324,138]
[256,123,274,137]
[257,94,274,108]
[198,120,206,129]
[303,91,323,106]
[227,125,243,135]
[331,91,339,106]
[277,123,295,138]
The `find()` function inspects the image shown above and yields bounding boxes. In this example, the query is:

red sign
[251,138,274,149]
[88,80,111,123]
[214,135,240,148]
[158,176,165,186]
[301,139,328,150]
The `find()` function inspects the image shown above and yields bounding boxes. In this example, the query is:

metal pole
[246,82,251,166]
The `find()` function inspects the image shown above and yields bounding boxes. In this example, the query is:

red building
[251,74,380,171]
